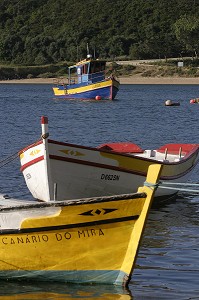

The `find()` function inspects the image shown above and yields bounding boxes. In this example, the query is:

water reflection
[0,281,132,299]
[130,194,199,299]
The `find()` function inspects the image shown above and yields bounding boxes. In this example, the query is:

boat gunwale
[47,139,199,164]
[19,139,199,180]
[0,192,146,212]
[19,139,43,155]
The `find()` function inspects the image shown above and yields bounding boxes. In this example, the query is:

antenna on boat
[87,43,89,55]
[93,46,96,59]
[76,45,79,62]
[86,43,92,59]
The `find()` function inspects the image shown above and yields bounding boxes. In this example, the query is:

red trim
[19,138,199,180]
[49,154,140,175]
[20,156,44,172]
[19,140,42,155]
[41,116,48,124]
[48,153,198,180]
[48,139,100,150]
[47,139,199,163]
[98,142,144,153]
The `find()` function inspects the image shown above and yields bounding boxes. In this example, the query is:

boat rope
[0,152,19,168]
[0,138,42,169]
[159,181,199,194]
[144,181,159,190]
[160,181,199,187]
[41,133,49,140]
[144,180,199,194]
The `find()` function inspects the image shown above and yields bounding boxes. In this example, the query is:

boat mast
[87,43,89,56]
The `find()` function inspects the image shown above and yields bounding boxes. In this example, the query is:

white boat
[19,116,199,202]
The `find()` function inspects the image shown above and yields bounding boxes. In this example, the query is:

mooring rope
[161,181,199,187]
[0,152,19,168]
[159,181,199,194]
[144,181,159,190]
[0,138,41,169]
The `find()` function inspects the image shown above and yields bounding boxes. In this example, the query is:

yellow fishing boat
[0,164,162,286]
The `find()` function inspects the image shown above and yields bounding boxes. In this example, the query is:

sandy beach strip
[0,76,198,85]
[119,76,199,85]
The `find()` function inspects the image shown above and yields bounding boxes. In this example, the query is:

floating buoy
[165,100,180,106]
[165,100,172,106]
[95,95,101,100]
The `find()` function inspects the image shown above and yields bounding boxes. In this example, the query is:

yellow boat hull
[0,164,162,285]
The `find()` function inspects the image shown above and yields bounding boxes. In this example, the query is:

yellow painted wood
[120,164,163,275]
[0,164,162,285]
[100,150,196,177]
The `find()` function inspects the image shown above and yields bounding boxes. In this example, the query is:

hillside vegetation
[0,0,199,66]
[0,58,199,81]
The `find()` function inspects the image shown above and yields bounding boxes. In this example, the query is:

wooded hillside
[0,0,198,65]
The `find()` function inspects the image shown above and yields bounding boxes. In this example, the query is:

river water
[0,83,198,299]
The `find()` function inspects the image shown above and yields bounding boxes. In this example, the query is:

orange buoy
[95,95,101,100]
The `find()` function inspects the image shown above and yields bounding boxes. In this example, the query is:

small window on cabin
[77,67,81,75]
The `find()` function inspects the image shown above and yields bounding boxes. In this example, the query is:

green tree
[0,39,5,61]
[174,15,199,58]
[0,0,199,64]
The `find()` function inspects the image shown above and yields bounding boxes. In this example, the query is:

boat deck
[134,150,183,162]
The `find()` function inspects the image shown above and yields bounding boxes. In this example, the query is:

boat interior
[98,142,199,163]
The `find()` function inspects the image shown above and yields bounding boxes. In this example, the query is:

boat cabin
[68,55,106,85]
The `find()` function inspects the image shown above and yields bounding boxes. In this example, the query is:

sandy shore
[0,76,198,85]
[119,76,199,84]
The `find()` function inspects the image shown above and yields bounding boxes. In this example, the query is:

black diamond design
[79,208,118,216]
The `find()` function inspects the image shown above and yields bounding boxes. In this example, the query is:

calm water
[0,83,198,299]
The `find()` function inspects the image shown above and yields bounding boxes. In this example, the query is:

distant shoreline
[0,76,198,85]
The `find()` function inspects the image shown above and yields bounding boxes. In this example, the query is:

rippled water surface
[0,83,198,299]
